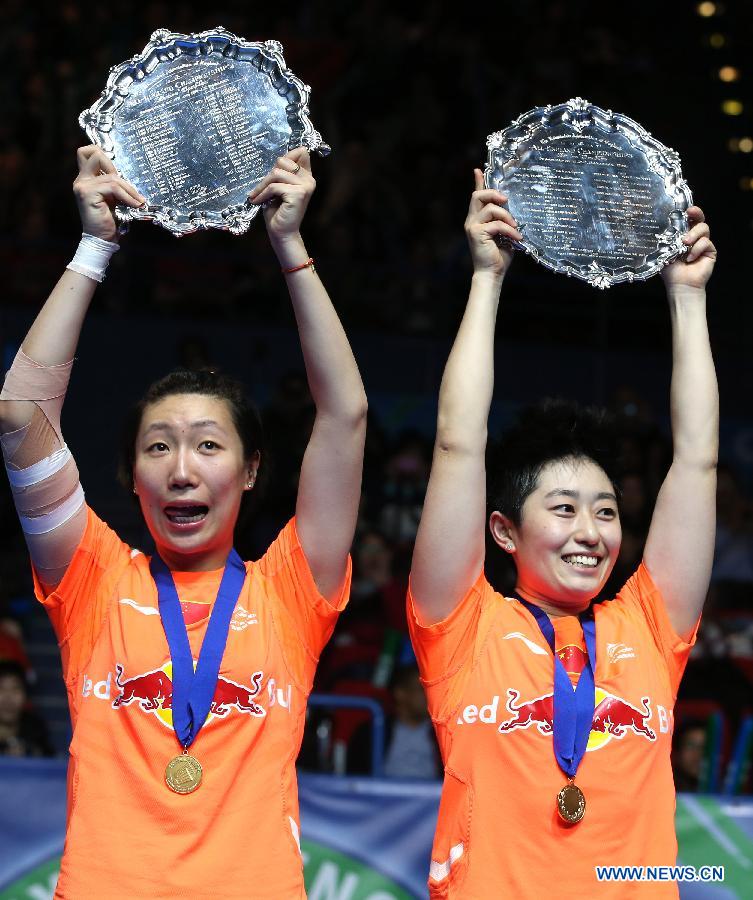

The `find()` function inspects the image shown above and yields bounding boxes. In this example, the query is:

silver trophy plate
[484,98,692,288]
[79,27,330,237]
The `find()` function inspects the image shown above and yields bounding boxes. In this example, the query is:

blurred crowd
[0,0,730,340]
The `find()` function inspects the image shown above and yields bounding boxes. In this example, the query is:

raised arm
[0,147,143,589]
[643,207,718,640]
[249,148,367,602]
[410,171,521,625]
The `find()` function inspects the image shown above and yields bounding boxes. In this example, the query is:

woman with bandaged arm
[0,146,367,899]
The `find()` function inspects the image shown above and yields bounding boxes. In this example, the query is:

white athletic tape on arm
[66,233,119,283]
[2,358,87,580]
[19,483,85,535]
[6,444,71,488]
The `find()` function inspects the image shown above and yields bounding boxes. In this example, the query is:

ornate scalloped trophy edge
[484,98,692,288]
[79,27,330,237]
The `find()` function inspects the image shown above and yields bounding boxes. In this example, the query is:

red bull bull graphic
[591,694,656,740]
[498,689,554,735]
[497,687,657,750]
[112,661,266,728]
[113,664,173,711]
[209,672,265,717]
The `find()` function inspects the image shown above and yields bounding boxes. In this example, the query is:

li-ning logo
[606,642,636,663]
[230,605,258,631]
[111,662,266,728]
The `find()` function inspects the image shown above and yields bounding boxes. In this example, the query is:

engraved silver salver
[79,28,330,237]
[484,98,692,288]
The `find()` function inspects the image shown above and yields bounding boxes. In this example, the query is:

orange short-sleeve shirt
[408,564,697,899]
[36,507,350,900]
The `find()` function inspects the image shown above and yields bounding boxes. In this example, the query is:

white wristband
[66,233,120,283]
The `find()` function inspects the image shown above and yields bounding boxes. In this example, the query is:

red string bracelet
[281,258,315,274]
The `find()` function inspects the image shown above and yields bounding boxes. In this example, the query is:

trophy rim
[78,26,330,237]
[483,97,693,289]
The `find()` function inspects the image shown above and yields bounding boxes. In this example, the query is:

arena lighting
[728,138,740,152]
[709,33,726,48]
[719,65,740,82]
[697,1,717,16]
[739,176,753,191]
[739,137,753,153]
[722,99,744,115]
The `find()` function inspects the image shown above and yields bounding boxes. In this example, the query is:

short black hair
[118,369,265,526]
[488,398,621,526]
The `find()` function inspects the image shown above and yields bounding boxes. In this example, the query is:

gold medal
[557,780,585,824]
[165,751,203,794]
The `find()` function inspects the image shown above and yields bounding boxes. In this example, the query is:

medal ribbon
[516,597,597,779]
[151,549,246,749]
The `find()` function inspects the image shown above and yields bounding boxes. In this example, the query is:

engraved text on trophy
[501,131,675,270]
[111,56,292,213]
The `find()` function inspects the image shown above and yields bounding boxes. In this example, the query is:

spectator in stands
[378,431,431,545]
[0,660,53,757]
[713,465,753,586]
[348,664,442,779]
[672,718,707,793]
[0,617,31,672]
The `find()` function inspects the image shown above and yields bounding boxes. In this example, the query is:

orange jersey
[408,564,696,899]
[35,507,350,899]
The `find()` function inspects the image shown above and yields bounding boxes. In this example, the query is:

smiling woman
[486,400,623,616]
[0,146,367,899]
[408,172,719,898]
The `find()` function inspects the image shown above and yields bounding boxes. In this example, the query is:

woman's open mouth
[164,504,209,526]
[562,554,600,569]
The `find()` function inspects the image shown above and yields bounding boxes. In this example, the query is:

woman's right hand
[73,146,144,242]
[465,168,521,278]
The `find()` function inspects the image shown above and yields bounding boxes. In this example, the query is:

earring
[504,541,514,552]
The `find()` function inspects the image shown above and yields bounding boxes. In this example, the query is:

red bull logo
[591,694,656,740]
[113,664,173,711]
[209,672,265,717]
[497,687,657,750]
[112,662,266,729]
[498,690,554,735]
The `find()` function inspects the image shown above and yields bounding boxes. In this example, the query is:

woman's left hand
[248,147,314,245]
[661,206,717,291]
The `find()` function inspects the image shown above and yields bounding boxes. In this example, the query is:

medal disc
[557,782,585,824]
[165,753,203,794]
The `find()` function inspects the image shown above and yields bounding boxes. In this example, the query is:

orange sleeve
[407,572,494,724]
[258,517,351,689]
[32,506,132,682]
[615,561,699,697]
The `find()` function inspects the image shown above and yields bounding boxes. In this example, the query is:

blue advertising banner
[0,759,751,899]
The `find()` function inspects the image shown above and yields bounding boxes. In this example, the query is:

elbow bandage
[2,350,86,576]
[1,349,74,444]
[6,445,84,533]
[3,439,86,576]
